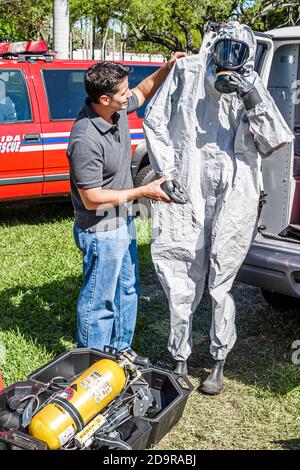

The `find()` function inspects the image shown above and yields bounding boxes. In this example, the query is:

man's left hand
[166,51,187,70]
[132,51,187,106]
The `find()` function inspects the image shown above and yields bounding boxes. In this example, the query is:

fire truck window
[128,65,160,118]
[43,66,161,120]
[0,70,31,123]
[42,70,86,120]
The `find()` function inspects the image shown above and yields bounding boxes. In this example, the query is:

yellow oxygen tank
[29,358,126,450]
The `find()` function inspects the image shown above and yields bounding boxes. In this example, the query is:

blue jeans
[73,218,140,351]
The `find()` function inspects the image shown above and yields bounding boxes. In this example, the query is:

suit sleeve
[246,75,294,157]
[143,63,181,178]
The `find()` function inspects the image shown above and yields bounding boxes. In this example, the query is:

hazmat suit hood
[204,22,256,96]
[212,22,256,75]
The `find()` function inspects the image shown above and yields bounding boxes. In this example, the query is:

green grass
[0,201,300,449]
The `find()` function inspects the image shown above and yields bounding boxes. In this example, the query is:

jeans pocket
[73,225,87,253]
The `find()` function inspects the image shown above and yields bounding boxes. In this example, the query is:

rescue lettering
[0,135,21,153]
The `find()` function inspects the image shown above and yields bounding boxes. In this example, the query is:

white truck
[237,26,300,310]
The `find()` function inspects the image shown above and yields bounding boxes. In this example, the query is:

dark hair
[85,62,130,103]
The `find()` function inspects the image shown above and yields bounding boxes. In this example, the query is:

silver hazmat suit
[143,23,294,361]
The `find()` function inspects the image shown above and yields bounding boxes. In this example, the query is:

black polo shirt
[67,93,139,231]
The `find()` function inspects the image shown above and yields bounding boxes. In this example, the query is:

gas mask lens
[213,38,249,70]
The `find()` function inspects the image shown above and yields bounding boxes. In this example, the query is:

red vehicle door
[0,61,43,200]
[30,60,94,196]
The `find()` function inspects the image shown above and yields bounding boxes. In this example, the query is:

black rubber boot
[200,360,225,395]
[174,360,188,376]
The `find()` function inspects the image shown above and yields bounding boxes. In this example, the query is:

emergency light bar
[0,40,48,57]
[0,42,10,54]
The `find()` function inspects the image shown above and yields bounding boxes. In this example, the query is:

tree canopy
[0,0,299,53]
[119,0,300,53]
[0,0,52,41]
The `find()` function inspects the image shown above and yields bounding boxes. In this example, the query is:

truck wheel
[261,289,300,311]
[133,164,155,218]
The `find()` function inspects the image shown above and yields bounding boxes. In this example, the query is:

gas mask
[213,37,250,94]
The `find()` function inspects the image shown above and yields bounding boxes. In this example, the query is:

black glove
[227,73,262,110]
[161,179,187,204]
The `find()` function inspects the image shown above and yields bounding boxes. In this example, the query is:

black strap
[95,432,132,450]
[52,397,84,431]
[22,398,37,428]
[103,405,131,432]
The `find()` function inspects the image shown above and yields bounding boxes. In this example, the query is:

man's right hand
[142,176,172,203]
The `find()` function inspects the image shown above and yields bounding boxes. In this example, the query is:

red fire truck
[0,40,161,203]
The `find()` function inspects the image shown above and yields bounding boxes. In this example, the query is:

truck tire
[261,289,300,311]
[133,164,155,219]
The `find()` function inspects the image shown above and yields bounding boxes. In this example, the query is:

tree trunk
[80,18,84,58]
[69,26,73,59]
[92,19,96,60]
[102,25,109,60]
[89,20,92,60]
[112,27,115,60]
[85,17,89,60]
[53,0,70,59]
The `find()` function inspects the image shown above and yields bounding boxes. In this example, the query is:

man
[67,54,185,354]
[144,22,293,392]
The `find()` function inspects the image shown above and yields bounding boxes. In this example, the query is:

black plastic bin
[96,418,152,451]
[0,379,152,450]
[28,348,115,385]
[28,348,193,448]
[0,381,52,433]
[0,430,48,450]
[136,368,193,448]
[0,418,151,451]
[0,381,51,450]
